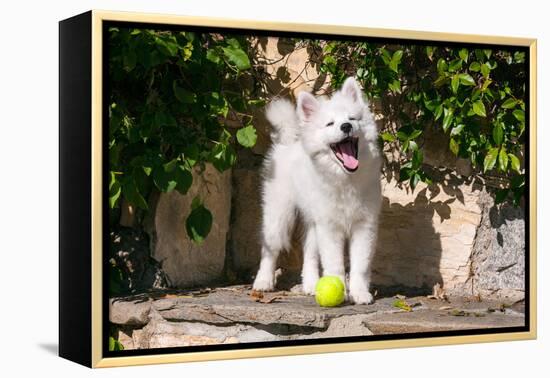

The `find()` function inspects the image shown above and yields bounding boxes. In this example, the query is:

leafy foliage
[318,42,526,205]
[108,28,259,241]
[109,30,527,254]
[108,336,124,351]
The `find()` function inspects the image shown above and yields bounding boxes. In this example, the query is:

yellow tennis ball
[315,276,345,307]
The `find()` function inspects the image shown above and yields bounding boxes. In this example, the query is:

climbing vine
[317,41,526,205]
[109,30,527,248]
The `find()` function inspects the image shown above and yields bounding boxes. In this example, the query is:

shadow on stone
[276,38,296,56]
[110,226,169,295]
[371,189,444,297]
[489,198,525,228]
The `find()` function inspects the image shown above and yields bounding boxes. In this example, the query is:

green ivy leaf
[388,79,402,93]
[109,172,121,209]
[236,125,258,148]
[206,49,221,64]
[458,48,469,62]
[173,82,196,104]
[380,132,396,142]
[509,154,521,173]
[175,166,193,194]
[424,98,438,112]
[434,104,444,120]
[109,337,115,352]
[450,124,465,137]
[426,46,435,60]
[492,122,504,145]
[410,173,421,191]
[181,41,193,61]
[451,74,460,94]
[392,50,404,62]
[449,138,459,156]
[184,145,199,167]
[186,199,213,245]
[396,130,409,141]
[458,73,475,86]
[483,147,499,172]
[115,339,124,350]
[207,92,229,117]
[222,45,251,70]
[123,50,137,72]
[501,98,518,109]
[472,100,486,117]
[513,109,525,122]
[442,108,454,132]
[437,58,448,74]
[481,78,492,92]
[480,63,490,78]
[153,166,177,193]
[399,164,413,181]
[389,50,403,72]
[248,99,267,107]
[122,179,148,210]
[469,62,481,72]
[412,149,423,169]
[409,129,423,140]
[210,144,237,172]
[181,31,195,41]
[498,147,509,171]
[142,166,152,176]
[392,299,413,312]
[448,58,463,72]
[155,37,178,57]
[323,55,337,70]
[513,51,525,63]
[163,158,178,172]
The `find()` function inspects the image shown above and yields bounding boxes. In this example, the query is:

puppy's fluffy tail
[265,99,299,145]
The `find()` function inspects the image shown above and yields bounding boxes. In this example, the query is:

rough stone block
[146,164,231,288]
[468,191,525,301]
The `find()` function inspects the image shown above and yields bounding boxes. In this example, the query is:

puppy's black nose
[340,122,352,134]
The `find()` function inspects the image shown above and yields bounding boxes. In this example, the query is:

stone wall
[144,165,232,288]
[467,191,525,302]
[373,176,482,295]
[124,37,525,301]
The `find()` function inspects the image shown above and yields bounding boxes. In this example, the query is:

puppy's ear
[297,91,319,122]
[341,77,364,103]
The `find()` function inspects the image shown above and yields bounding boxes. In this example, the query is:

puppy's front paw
[349,289,374,305]
[252,274,276,291]
[349,276,374,304]
[302,279,318,296]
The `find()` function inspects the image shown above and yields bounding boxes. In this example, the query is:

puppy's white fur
[253,77,382,304]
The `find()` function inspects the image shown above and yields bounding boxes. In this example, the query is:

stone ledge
[110,285,525,350]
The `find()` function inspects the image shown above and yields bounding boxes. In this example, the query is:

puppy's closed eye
[326,121,335,127]
[349,116,362,121]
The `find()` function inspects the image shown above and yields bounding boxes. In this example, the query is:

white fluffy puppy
[252,77,382,305]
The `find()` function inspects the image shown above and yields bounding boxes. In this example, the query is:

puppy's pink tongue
[339,141,359,170]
